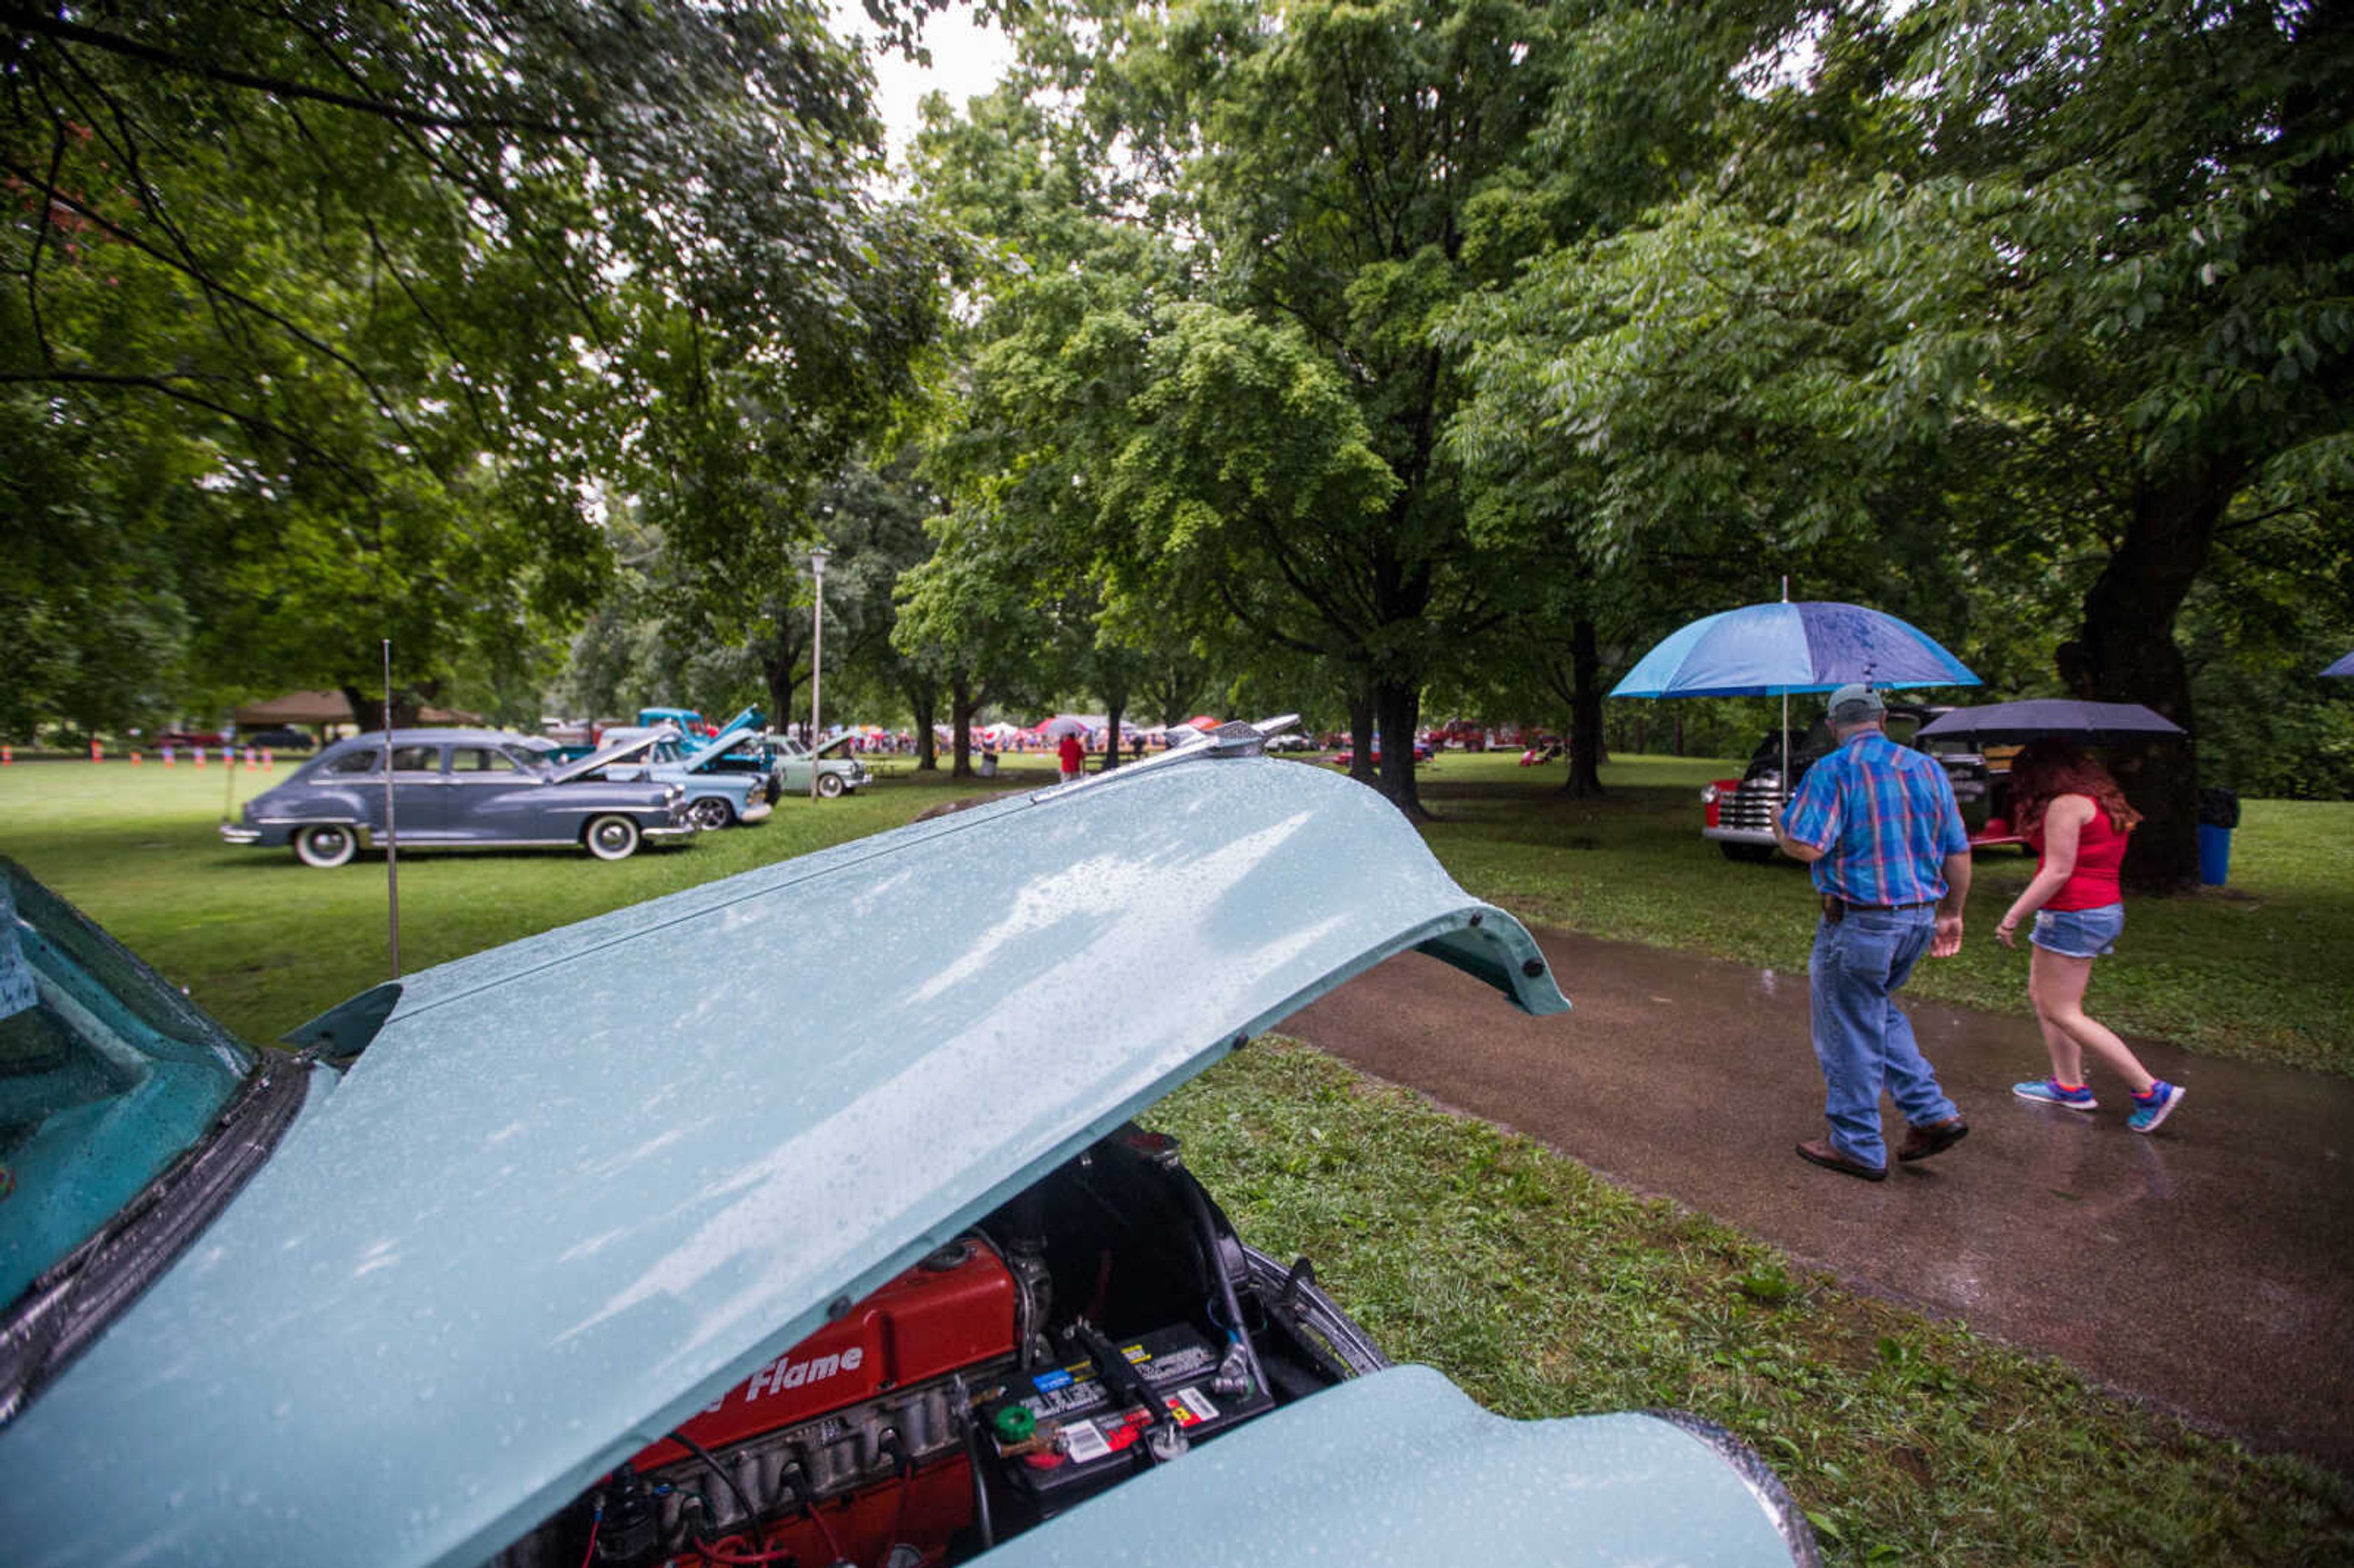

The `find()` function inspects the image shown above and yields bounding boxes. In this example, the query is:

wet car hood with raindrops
[0,752,1590,1567]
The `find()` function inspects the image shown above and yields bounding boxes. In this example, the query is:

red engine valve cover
[633,1239,1018,1468]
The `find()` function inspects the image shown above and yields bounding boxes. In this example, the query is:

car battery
[993,1323,1273,1512]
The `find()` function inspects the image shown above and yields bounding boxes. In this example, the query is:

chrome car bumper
[218,823,263,845]
[739,801,774,824]
[1702,825,1778,847]
[642,824,698,843]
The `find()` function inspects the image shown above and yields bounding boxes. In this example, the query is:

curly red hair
[2007,739,2143,837]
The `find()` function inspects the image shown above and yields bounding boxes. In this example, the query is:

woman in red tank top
[1995,740,2185,1133]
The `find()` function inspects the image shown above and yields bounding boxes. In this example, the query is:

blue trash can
[2197,823,2232,886]
[2197,788,2241,886]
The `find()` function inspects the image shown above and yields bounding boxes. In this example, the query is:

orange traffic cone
[162,747,174,766]
[2,744,11,765]
[89,739,102,763]
[262,748,275,770]
[131,750,143,764]
[244,747,258,771]
[193,747,206,767]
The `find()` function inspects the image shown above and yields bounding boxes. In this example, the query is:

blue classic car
[2,721,1817,1567]
[550,725,777,832]
[218,728,695,866]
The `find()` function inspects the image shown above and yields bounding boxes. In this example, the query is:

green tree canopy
[1,0,945,727]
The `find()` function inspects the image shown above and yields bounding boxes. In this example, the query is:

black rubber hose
[1178,1171,1267,1398]
[953,1372,995,1551]
[667,1426,762,1537]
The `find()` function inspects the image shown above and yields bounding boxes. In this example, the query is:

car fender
[982,1365,1818,1567]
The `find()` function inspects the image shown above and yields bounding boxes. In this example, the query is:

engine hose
[1178,1171,1267,1399]
[953,1373,995,1551]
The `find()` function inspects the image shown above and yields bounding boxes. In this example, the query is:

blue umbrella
[1611,600,1979,699]
[2324,650,2354,679]
[1612,598,1979,804]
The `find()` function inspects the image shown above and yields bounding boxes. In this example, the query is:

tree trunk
[763,660,802,740]
[1562,616,1606,798]
[2054,462,2240,892]
[904,680,939,771]
[1373,679,1424,816]
[761,620,808,740]
[1347,687,1376,785]
[340,685,423,731]
[949,674,985,779]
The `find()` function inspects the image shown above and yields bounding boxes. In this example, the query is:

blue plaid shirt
[1783,731,1968,905]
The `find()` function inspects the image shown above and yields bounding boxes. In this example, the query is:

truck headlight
[1700,785,1719,804]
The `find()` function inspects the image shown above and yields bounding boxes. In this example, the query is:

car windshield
[0,864,253,1304]
[1746,726,1830,766]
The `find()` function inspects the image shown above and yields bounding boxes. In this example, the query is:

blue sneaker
[2014,1078,2098,1112]
[2128,1081,2185,1134]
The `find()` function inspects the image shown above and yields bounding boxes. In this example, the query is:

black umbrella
[1915,699,2186,746]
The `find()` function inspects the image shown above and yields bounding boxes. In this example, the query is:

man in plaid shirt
[1774,684,1973,1180]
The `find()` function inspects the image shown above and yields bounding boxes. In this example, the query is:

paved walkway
[1283,929,2354,1472]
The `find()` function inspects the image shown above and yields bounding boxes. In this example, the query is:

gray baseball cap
[1827,683,1886,725]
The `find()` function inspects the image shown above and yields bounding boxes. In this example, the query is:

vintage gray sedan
[218,728,695,866]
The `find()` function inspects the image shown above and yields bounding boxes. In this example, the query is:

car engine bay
[490,1123,1384,1568]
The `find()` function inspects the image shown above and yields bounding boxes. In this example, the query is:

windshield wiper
[0,1052,312,1427]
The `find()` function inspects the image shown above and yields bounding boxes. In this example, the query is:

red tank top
[2035,797,2128,910]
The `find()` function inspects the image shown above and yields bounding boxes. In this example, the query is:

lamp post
[807,547,829,802]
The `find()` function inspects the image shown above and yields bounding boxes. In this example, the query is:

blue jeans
[1808,907,1959,1167]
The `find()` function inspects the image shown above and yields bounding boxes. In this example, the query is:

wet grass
[1152,1040,2354,1567]
[0,755,1037,1039]
[1413,752,2354,1076]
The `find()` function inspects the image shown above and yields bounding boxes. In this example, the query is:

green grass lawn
[1414,751,2354,1076]
[0,755,1035,1038]
[1153,1041,2351,1567]
[2,749,2348,1564]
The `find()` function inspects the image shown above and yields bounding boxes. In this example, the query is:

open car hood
[0,753,1566,1568]
[546,728,664,783]
[680,707,764,769]
[811,731,856,759]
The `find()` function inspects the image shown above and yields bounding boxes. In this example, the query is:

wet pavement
[1284,928,2354,1472]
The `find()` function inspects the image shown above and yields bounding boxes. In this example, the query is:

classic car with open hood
[572,721,779,831]
[5,722,1818,1567]
[218,728,696,866]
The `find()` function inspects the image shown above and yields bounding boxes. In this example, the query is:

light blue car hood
[988,1365,1807,1567]
[0,755,1566,1567]
[679,707,763,771]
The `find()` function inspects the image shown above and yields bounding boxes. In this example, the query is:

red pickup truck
[1701,710,2025,862]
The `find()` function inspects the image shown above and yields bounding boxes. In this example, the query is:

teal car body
[592,721,777,831]
[0,723,1815,1567]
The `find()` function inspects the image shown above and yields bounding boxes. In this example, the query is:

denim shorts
[2032,903,2124,958]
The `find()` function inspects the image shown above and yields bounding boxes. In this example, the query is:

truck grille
[1721,782,1785,831]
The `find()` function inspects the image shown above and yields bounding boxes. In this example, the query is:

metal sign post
[808,547,828,802]
[383,639,400,979]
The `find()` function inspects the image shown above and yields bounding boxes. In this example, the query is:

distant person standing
[1058,731,1085,784]
[1774,684,1973,1181]
[1998,740,2184,1132]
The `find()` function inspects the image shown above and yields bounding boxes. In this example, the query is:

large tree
[945,0,1577,813]
[1,0,942,724]
[1456,0,2353,884]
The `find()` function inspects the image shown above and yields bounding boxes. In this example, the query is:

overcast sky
[832,2,1019,161]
